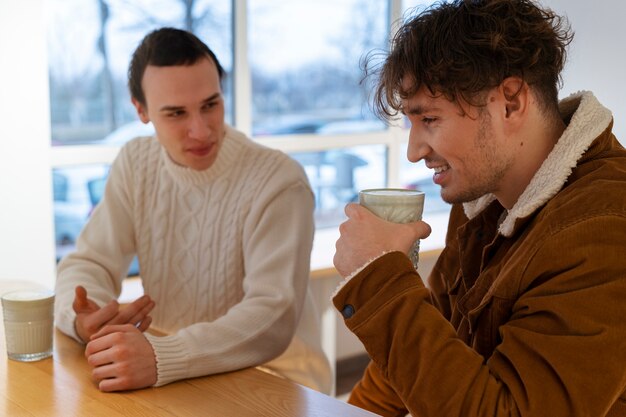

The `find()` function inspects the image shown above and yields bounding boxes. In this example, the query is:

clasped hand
[73,286,158,391]
[333,203,432,277]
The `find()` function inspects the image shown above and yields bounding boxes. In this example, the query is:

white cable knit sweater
[54,125,332,394]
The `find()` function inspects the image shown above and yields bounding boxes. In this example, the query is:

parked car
[52,121,151,275]
[53,166,108,249]
[99,120,155,146]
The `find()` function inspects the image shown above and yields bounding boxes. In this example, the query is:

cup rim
[1,290,55,307]
[359,188,425,196]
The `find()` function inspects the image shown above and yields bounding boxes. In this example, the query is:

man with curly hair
[332,1,626,415]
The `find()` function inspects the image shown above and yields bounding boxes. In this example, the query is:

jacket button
[341,304,355,319]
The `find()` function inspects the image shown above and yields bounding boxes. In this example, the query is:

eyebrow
[402,103,440,116]
[158,93,222,112]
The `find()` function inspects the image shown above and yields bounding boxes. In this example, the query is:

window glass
[53,165,108,256]
[53,145,386,264]
[402,0,437,16]
[249,0,388,136]
[46,0,233,147]
[290,145,387,228]
[53,164,142,274]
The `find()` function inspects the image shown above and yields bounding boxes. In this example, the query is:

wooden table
[0,282,378,417]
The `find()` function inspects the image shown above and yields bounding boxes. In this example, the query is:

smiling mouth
[432,165,450,173]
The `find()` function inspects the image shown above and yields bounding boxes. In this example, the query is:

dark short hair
[128,27,225,106]
[369,0,573,119]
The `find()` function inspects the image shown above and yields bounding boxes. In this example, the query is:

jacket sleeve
[349,360,408,417]
[54,147,137,341]
[333,214,626,417]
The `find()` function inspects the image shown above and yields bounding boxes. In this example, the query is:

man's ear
[500,76,529,120]
[131,97,150,124]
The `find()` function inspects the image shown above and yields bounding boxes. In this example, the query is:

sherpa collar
[462,91,613,237]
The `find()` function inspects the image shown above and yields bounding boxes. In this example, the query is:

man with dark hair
[55,27,332,394]
[332,1,626,415]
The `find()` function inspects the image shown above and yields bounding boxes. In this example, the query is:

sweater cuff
[55,308,83,343]
[144,333,189,387]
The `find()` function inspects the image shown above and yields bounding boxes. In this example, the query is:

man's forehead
[401,76,439,98]
[141,59,221,108]
[401,87,443,112]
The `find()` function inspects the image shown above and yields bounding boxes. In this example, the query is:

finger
[84,299,120,328]
[75,298,120,341]
[410,220,432,240]
[88,353,130,392]
[136,315,152,332]
[99,376,126,393]
[85,331,115,359]
[90,323,138,341]
[109,295,153,326]
[344,202,363,218]
[90,361,117,382]
[125,300,156,327]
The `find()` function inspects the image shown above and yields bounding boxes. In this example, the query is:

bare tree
[333,0,389,118]
[97,0,118,130]
[114,0,225,34]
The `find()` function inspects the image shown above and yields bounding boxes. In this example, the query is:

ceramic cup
[2,290,55,362]
[358,188,425,268]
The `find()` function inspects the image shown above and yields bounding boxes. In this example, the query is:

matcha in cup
[358,188,425,268]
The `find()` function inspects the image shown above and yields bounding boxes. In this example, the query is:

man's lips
[186,143,214,157]
[427,163,450,185]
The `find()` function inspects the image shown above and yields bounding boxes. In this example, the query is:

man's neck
[496,114,566,209]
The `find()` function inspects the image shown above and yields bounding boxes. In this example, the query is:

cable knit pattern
[55,125,332,394]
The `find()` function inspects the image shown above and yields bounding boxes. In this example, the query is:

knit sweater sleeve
[145,155,316,386]
[54,143,137,342]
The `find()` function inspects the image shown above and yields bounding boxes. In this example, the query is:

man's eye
[423,117,437,125]
[168,111,184,118]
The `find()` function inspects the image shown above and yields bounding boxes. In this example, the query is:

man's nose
[406,126,430,163]
[187,113,210,140]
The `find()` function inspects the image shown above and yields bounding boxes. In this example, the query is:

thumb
[73,286,91,313]
[409,220,432,240]
[345,202,376,220]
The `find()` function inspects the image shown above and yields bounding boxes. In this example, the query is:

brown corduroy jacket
[333,92,626,417]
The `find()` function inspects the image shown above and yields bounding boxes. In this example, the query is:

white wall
[545,0,626,143]
[0,0,56,289]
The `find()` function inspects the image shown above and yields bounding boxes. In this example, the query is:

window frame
[1,0,443,289]
[49,0,418,271]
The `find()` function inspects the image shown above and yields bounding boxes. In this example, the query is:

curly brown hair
[369,0,573,119]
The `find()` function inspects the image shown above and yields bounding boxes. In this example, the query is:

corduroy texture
[333,92,626,416]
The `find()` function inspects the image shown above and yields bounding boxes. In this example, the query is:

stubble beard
[440,109,512,205]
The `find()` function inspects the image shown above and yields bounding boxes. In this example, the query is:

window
[47,0,448,270]
[402,0,437,15]
[47,0,233,147]
[249,0,387,136]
